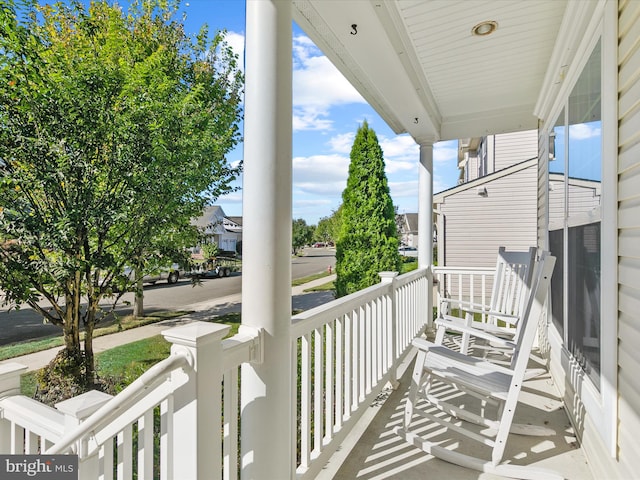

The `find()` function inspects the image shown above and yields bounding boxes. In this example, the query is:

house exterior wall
[493,130,538,171]
[435,161,538,268]
[615,0,640,474]
[538,1,640,477]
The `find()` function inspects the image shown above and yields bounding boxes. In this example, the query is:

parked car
[124,263,182,285]
[399,246,418,257]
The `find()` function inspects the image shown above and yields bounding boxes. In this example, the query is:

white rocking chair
[395,252,561,480]
[435,246,537,358]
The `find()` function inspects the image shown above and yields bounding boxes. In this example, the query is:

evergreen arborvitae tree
[335,121,401,297]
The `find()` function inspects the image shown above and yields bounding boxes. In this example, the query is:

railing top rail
[46,352,190,455]
[394,267,430,288]
[222,328,261,371]
[290,267,431,338]
[432,266,496,275]
[0,395,65,441]
[291,281,392,337]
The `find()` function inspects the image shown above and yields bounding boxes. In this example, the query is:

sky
[172,0,461,225]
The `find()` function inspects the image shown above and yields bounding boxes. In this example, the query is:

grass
[0,310,190,362]
[291,270,332,287]
[19,311,242,397]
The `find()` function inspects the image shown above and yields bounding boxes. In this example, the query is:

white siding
[494,130,539,170]
[438,163,538,268]
[617,0,640,474]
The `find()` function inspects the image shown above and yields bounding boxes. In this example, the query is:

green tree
[0,0,243,384]
[201,242,220,261]
[335,121,400,297]
[314,206,342,245]
[292,218,314,254]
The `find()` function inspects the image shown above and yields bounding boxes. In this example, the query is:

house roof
[401,213,419,233]
[226,216,243,227]
[292,0,593,143]
[191,206,227,234]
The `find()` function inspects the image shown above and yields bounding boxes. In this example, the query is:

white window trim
[543,0,617,458]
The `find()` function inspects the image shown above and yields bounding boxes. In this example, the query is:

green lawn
[20,312,242,397]
[0,310,189,362]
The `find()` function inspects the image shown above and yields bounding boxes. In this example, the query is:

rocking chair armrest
[435,317,517,349]
[458,307,520,325]
[439,298,488,312]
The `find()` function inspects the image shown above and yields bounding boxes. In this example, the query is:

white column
[418,143,434,329]
[241,1,293,478]
[418,143,433,268]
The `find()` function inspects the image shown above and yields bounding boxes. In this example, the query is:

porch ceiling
[292,0,568,143]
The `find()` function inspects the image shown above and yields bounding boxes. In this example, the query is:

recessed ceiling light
[471,21,498,36]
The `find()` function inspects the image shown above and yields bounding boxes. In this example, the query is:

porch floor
[318,340,594,480]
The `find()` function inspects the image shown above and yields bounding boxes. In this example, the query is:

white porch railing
[291,268,429,479]
[0,267,430,479]
[433,266,496,321]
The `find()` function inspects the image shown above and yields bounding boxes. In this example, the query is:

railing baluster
[313,327,323,455]
[223,367,239,480]
[335,316,344,431]
[98,438,114,480]
[324,320,334,443]
[160,396,172,480]
[138,411,153,480]
[344,312,352,419]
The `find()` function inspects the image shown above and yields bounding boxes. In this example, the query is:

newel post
[56,390,113,477]
[163,322,231,480]
[379,272,399,389]
[0,363,27,453]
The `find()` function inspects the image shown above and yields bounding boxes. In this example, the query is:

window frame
[543,0,617,457]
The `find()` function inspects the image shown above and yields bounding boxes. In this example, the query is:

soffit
[293,0,568,142]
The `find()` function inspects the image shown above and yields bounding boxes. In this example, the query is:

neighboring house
[396,212,418,247]
[190,206,242,256]
[435,130,538,267]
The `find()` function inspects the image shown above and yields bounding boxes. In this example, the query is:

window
[548,40,602,387]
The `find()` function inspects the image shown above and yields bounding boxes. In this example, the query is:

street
[0,248,336,345]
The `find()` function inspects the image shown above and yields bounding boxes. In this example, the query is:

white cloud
[389,180,419,199]
[434,142,458,163]
[293,154,349,184]
[570,123,601,140]
[327,132,355,154]
[225,31,245,72]
[218,192,243,204]
[379,134,420,174]
[292,35,366,131]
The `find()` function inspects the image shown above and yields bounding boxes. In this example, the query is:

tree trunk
[83,316,95,384]
[134,275,144,318]
[63,275,82,356]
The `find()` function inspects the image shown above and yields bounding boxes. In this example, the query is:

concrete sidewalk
[4,274,337,372]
